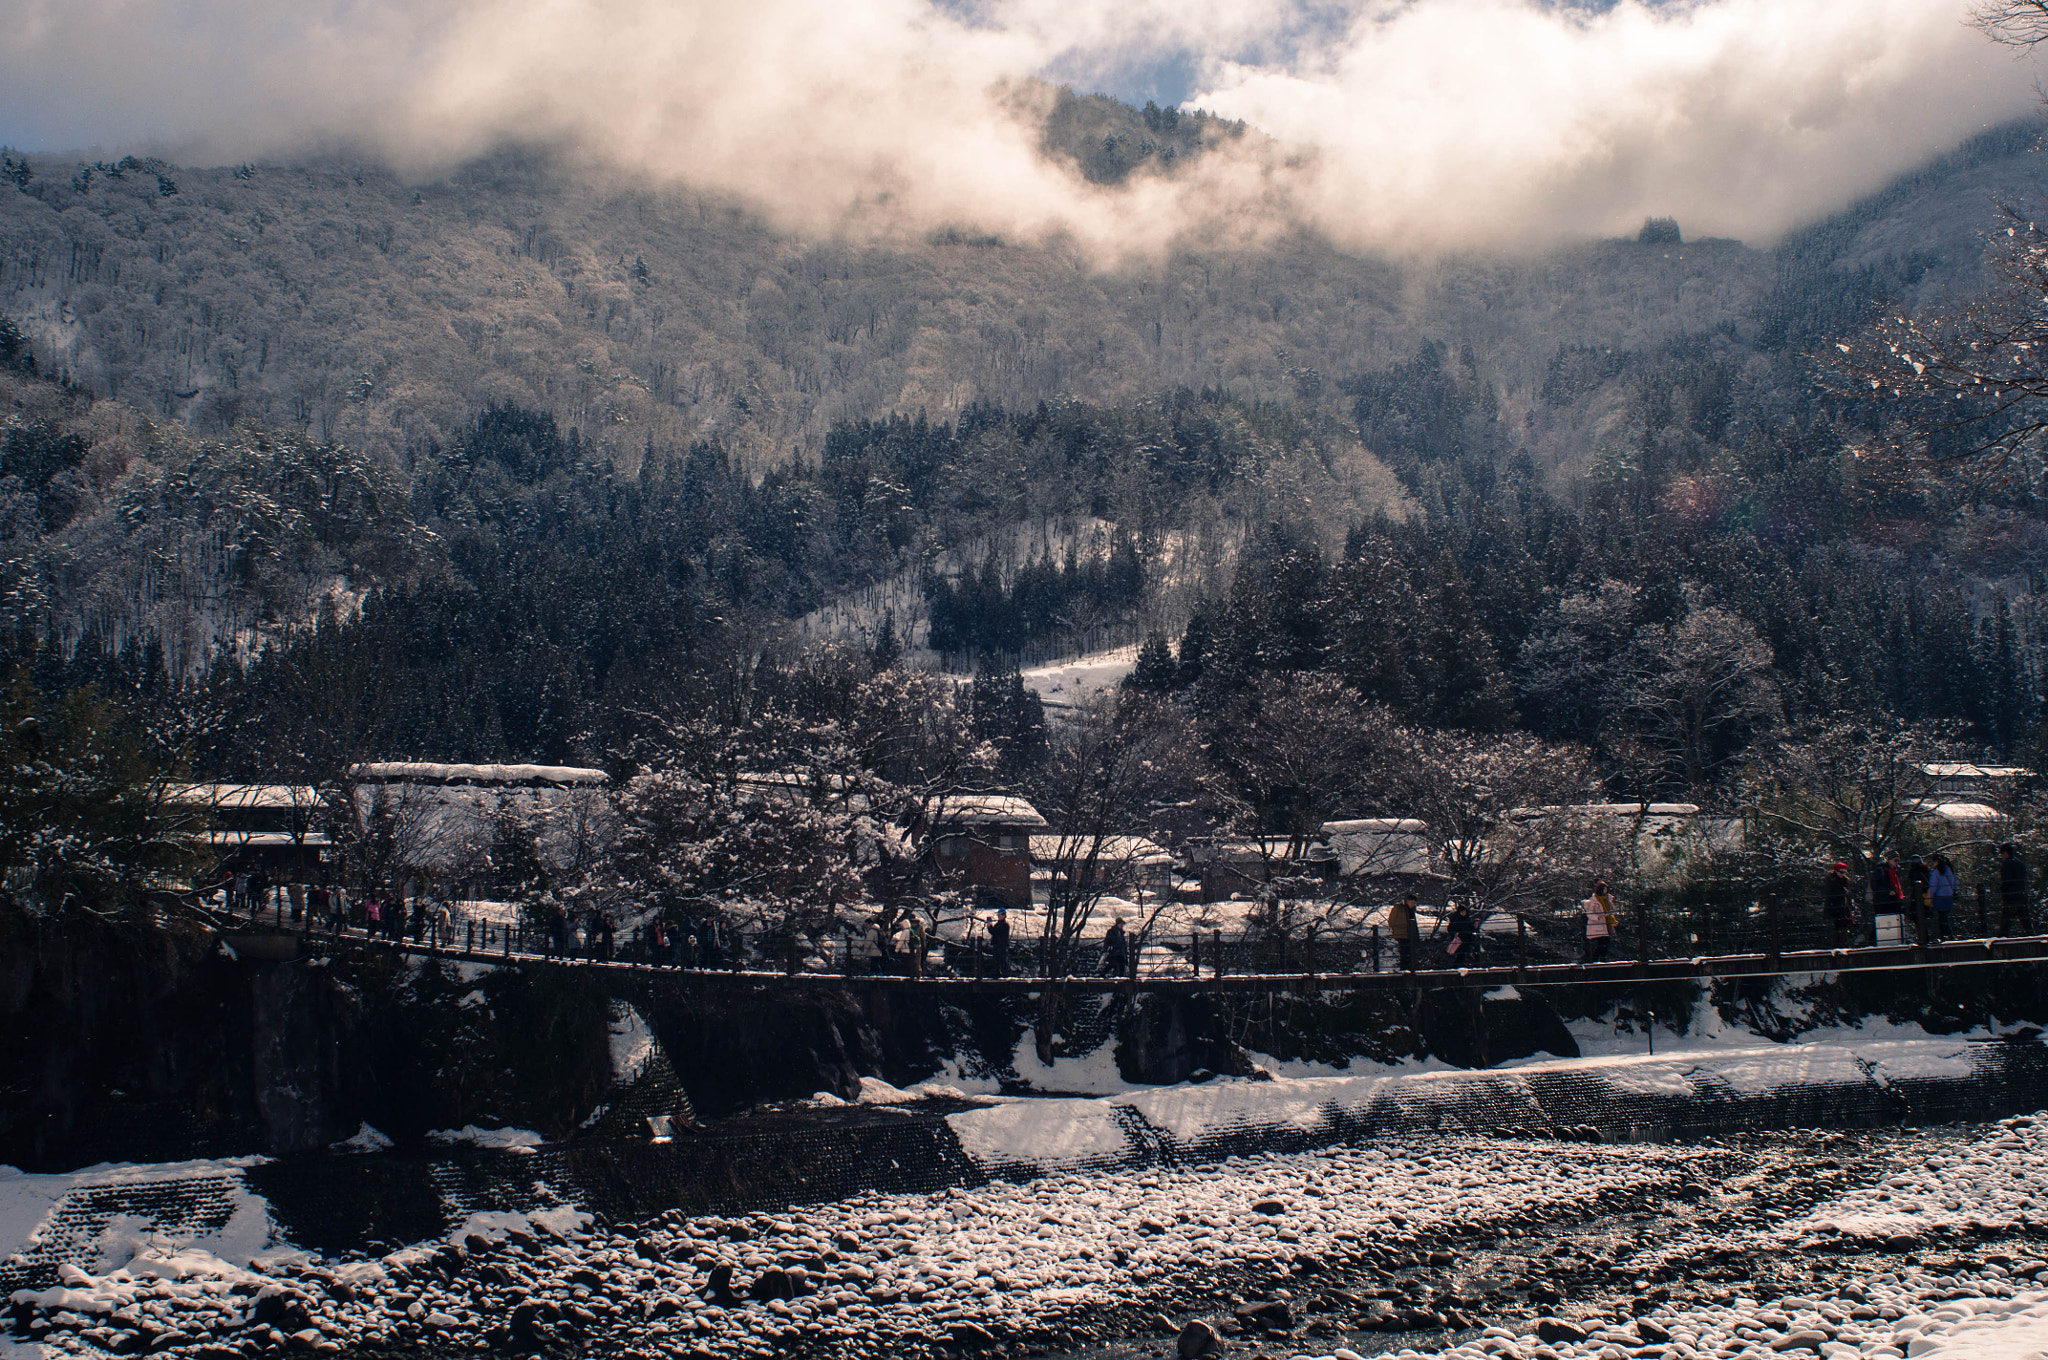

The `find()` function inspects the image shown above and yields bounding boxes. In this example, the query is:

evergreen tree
[870,613,901,671]
[1124,631,1179,693]
[969,667,1049,778]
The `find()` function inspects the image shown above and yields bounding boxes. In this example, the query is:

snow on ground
[328,1123,393,1153]
[1787,1113,2048,1242]
[929,1027,2009,1171]
[6,1135,1718,1359]
[2,1112,2046,1360]
[608,1002,658,1083]
[424,1125,543,1151]
[0,1158,284,1300]
[11,1031,2048,1360]
[1017,645,1138,709]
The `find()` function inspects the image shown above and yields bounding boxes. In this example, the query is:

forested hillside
[4,111,2035,473]
[3,105,2047,824]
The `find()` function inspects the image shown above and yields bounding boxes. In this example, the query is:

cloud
[1192,0,2045,247]
[0,0,2038,253]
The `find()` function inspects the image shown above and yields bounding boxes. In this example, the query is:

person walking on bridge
[1822,862,1856,948]
[1101,916,1129,977]
[990,906,1011,978]
[1446,901,1480,963]
[1583,881,1618,964]
[1929,854,1958,940]
[1388,893,1420,972]
[2001,844,2031,936]
[907,914,928,979]
[1871,853,1904,945]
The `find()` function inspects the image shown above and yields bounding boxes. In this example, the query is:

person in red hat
[1823,861,1856,947]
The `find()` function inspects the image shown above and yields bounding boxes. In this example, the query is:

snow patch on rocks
[426,1124,543,1151]
[330,1122,393,1153]
[607,1001,657,1083]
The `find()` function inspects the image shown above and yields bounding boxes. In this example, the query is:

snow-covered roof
[1920,763,2032,780]
[1507,802,1700,820]
[1187,838,1336,864]
[1321,818,1427,836]
[1914,800,2007,823]
[349,762,608,788]
[1028,834,1172,867]
[926,794,1048,829]
[165,783,321,809]
[1321,820,1433,877]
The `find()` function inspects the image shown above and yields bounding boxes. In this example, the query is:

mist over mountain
[2,108,2041,472]
[2,100,2045,783]
[1,0,2031,254]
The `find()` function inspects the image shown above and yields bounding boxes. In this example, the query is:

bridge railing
[206,882,2038,980]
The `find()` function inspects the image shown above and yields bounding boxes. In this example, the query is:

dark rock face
[1420,988,1580,1069]
[1117,994,1225,1085]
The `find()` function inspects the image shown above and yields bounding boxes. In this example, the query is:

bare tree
[1618,600,1780,794]
[1221,673,1404,860]
[1740,718,1973,879]
[1975,1,2048,49]
[1389,727,1620,928]
[1822,204,2048,483]
[1026,692,1213,979]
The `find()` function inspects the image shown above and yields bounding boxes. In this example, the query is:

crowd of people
[207,842,2039,982]
[211,869,457,945]
[1374,847,2036,974]
[1824,844,2029,945]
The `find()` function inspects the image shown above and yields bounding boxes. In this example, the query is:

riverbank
[9,1024,2048,1358]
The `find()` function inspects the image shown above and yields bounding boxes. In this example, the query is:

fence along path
[211,894,2048,994]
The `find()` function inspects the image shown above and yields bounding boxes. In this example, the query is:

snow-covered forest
[5,101,2048,936]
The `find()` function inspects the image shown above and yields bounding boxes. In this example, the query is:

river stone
[1537,1318,1588,1343]
[705,1264,739,1305]
[1234,1299,1294,1330]
[1638,1320,1673,1343]
[749,1268,798,1301]
[1177,1319,1226,1357]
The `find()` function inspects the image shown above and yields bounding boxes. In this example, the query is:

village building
[1180,836,1338,904]
[1914,763,2033,824]
[165,783,329,877]
[1027,833,1174,908]
[921,794,1047,909]
[346,762,613,887]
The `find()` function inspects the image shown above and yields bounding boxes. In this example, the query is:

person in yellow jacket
[1388,892,1421,972]
[1583,880,1619,963]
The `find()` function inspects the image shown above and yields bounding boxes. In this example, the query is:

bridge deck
[223,930,2048,993]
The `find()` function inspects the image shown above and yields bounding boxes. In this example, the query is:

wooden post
[1214,929,1224,978]
[1370,924,1382,974]
[1635,900,1649,968]
[1517,915,1528,972]
[1979,884,1990,938]
[1768,893,1782,967]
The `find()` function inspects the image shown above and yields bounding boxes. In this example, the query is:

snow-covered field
[1019,645,1139,709]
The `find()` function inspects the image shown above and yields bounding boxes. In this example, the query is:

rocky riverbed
[11,1113,2048,1360]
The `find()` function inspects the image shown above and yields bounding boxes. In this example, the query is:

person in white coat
[1583,880,1618,963]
